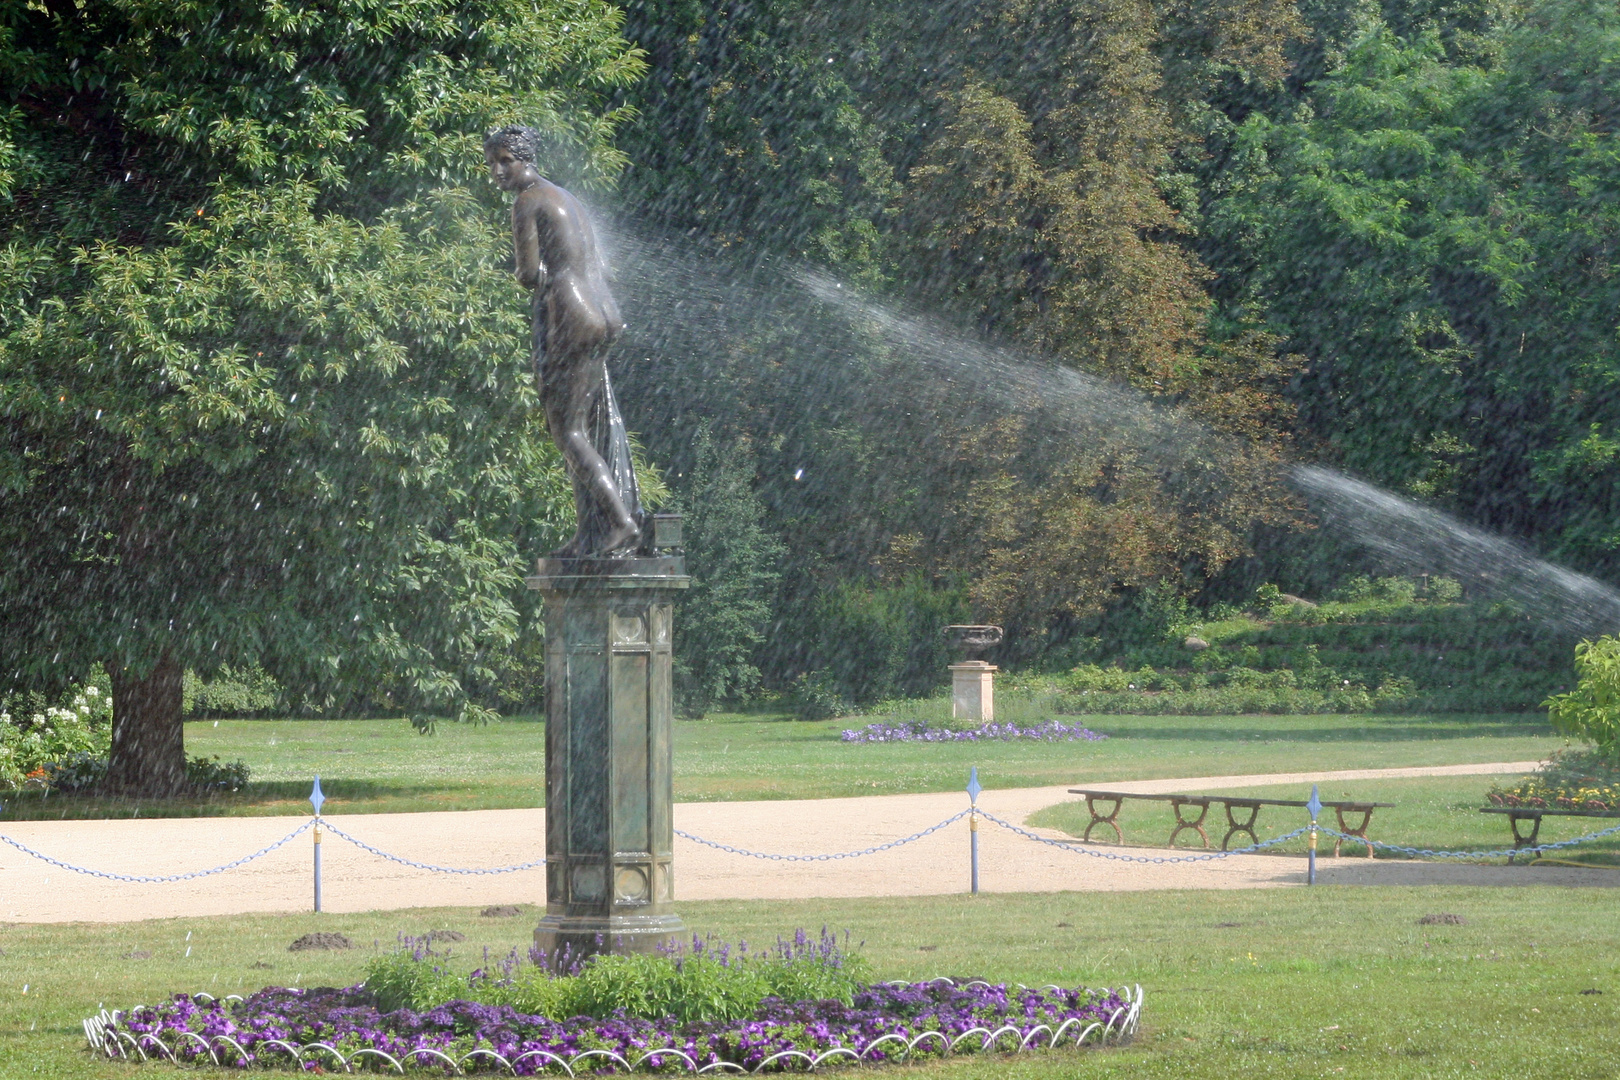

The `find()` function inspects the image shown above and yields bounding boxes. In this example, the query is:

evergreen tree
[673,425,785,714]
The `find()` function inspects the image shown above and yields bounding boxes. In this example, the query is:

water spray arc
[604,220,1620,645]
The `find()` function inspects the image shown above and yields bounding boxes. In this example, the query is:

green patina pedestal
[526,551,688,962]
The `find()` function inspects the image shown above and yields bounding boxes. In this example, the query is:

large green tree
[0,0,641,794]
[1212,0,1620,573]
[611,0,1309,664]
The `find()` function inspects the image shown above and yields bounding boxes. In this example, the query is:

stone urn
[943,625,1004,723]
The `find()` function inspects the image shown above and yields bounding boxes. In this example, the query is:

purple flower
[100,978,1133,1073]
[840,719,1107,743]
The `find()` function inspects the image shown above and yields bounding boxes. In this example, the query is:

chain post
[310,777,326,912]
[1306,784,1321,886]
[967,767,982,894]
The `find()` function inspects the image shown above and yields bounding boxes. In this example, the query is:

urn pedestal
[526,554,688,963]
[949,660,998,724]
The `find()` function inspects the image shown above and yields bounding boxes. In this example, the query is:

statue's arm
[512,195,547,290]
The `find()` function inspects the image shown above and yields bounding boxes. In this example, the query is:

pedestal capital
[527,554,690,592]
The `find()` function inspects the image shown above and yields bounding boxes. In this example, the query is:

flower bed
[84,978,1142,1073]
[1488,748,1620,813]
[1486,789,1617,812]
[840,719,1106,743]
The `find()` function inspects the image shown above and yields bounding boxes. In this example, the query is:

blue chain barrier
[976,810,1313,862]
[980,811,1620,863]
[317,819,547,875]
[1315,823,1620,861]
[7,798,1618,888]
[0,821,312,883]
[675,810,972,861]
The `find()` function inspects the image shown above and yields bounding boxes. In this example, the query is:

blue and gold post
[967,767,982,894]
[1306,784,1321,886]
[310,776,325,912]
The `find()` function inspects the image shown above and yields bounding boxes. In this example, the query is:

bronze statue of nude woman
[485,125,642,557]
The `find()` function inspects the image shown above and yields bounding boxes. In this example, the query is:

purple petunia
[94,979,1135,1073]
[840,719,1107,743]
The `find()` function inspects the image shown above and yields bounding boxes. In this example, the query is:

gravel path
[1,760,1613,924]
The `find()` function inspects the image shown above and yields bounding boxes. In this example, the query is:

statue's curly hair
[484,125,542,164]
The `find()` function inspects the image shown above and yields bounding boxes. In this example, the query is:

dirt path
[0,761,1612,924]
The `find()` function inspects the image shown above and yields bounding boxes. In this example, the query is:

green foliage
[673,426,787,716]
[0,679,112,788]
[183,665,281,718]
[0,0,641,773]
[1019,576,1572,713]
[1545,637,1620,762]
[363,944,475,1016]
[365,932,870,1024]
[786,670,854,721]
[186,754,251,790]
[612,0,1308,683]
[1213,4,1620,569]
[796,575,968,705]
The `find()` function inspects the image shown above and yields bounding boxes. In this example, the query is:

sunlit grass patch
[3,887,1617,1078]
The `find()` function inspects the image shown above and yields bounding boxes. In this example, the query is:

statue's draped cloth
[534,291,641,553]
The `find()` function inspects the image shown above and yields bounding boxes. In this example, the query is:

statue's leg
[546,351,638,555]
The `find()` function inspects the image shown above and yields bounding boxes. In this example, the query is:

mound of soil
[288,932,353,951]
[480,905,523,918]
[425,929,465,942]
[122,950,151,960]
[1417,913,1465,925]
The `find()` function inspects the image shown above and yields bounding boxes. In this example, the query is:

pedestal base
[950,661,998,723]
[535,911,687,967]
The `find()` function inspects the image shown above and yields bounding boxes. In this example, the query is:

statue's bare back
[486,126,640,557]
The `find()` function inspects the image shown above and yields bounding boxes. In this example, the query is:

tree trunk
[104,651,189,797]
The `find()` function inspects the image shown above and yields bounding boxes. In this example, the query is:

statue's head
[484,125,543,192]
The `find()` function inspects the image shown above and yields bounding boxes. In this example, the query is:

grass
[3,887,1617,1077]
[1028,776,1620,865]
[0,705,1563,819]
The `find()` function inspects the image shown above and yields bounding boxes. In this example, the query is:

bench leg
[1083,795,1124,844]
[1333,807,1377,859]
[1222,803,1260,851]
[1168,799,1211,849]
[1506,812,1542,865]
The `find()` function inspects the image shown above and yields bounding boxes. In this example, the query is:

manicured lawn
[1028,776,1620,864]
[0,705,1562,819]
[1,887,1615,1077]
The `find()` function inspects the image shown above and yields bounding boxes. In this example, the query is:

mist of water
[603,219,1620,637]
[1290,466,1620,635]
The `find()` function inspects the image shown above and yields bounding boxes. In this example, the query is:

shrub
[1544,636,1620,762]
[1063,665,1132,692]
[45,752,107,792]
[187,755,252,791]
[796,574,969,705]
[366,930,870,1025]
[0,681,112,789]
[787,670,854,720]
